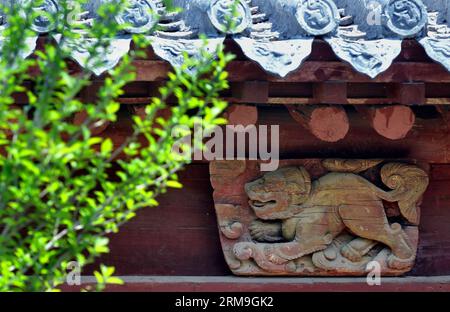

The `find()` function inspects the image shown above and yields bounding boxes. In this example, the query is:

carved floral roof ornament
[115,0,159,34]
[296,0,340,36]
[2,0,450,78]
[208,0,253,34]
[23,0,60,33]
[384,0,428,38]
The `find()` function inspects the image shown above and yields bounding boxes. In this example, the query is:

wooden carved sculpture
[210,159,429,276]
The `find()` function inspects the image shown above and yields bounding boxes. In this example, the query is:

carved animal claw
[387,253,415,270]
[340,244,363,262]
[233,242,254,261]
[233,242,290,272]
[249,220,283,242]
[264,245,289,265]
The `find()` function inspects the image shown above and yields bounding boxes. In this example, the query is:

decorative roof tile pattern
[2,0,450,78]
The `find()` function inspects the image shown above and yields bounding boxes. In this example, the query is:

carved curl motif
[115,0,158,34]
[208,0,252,35]
[325,35,403,78]
[210,159,429,276]
[234,37,314,78]
[296,0,340,36]
[384,0,427,38]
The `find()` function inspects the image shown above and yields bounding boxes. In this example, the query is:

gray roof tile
[2,0,450,77]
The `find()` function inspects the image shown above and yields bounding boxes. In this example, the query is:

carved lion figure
[233,161,429,272]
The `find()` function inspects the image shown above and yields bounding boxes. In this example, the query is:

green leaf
[166,180,183,189]
[0,0,232,292]
[106,277,124,285]
[100,138,113,155]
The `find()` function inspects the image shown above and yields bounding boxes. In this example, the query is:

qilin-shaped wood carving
[210,159,429,276]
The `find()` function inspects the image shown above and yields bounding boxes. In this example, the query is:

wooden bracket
[231,81,269,104]
[388,83,426,105]
[313,81,348,104]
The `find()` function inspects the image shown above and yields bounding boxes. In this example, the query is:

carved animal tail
[376,163,429,225]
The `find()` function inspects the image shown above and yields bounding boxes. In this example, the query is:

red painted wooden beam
[61,275,450,292]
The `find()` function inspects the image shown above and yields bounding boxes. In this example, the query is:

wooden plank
[231,62,450,83]
[426,98,450,105]
[388,83,426,105]
[88,163,229,276]
[313,81,348,104]
[82,163,450,277]
[15,94,450,106]
[224,105,258,127]
[267,98,450,105]
[231,81,269,104]
[257,106,449,164]
[96,105,450,163]
[130,61,450,83]
[62,275,450,292]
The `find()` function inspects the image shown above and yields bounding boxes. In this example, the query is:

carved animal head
[245,166,312,220]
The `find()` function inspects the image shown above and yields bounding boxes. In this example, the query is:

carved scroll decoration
[210,159,429,276]
[22,0,59,34]
[149,37,225,73]
[325,33,403,78]
[324,0,427,78]
[232,0,315,78]
[208,0,252,34]
[384,0,428,38]
[419,11,450,72]
[295,0,340,36]
[234,37,314,78]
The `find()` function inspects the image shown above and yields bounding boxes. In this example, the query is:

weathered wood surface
[356,106,416,140]
[89,105,450,163]
[18,37,450,279]
[131,60,450,84]
[287,106,350,142]
[126,40,450,84]
[210,159,427,276]
[224,105,258,128]
[13,40,450,107]
[61,275,450,292]
[89,163,229,276]
[92,163,450,277]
